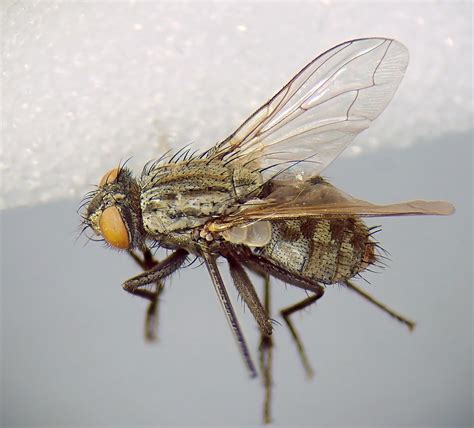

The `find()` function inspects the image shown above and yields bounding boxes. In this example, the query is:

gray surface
[1,133,472,427]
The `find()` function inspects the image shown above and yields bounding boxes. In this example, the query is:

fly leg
[128,247,158,271]
[123,248,188,289]
[237,249,325,294]
[228,256,272,337]
[201,249,258,378]
[280,292,324,379]
[234,247,325,378]
[344,280,416,331]
[123,249,188,340]
[227,256,273,423]
[127,248,164,341]
[259,273,273,425]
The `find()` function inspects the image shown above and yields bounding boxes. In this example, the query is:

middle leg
[236,247,325,378]
[228,255,272,337]
[259,272,273,425]
[201,248,258,378]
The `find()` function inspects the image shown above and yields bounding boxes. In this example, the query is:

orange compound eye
[99,168,120,187]
[99,206,130,249]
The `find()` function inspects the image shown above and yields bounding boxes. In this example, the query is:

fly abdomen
[257,218,375,284]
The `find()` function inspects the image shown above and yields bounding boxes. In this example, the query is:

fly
[80,38,454,424]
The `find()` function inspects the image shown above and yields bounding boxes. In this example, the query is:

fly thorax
[140,159,263,237]
[231,165,263,199]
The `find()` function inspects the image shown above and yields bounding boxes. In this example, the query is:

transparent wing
[208,181,455,232]
[210,38,409,179]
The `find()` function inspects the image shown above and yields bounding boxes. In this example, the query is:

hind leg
[344,280,416,331]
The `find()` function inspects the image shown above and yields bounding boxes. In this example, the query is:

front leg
[128,247,158,271]
[123,249,188,339]
[123,248,188,292]
[127,248,163,341]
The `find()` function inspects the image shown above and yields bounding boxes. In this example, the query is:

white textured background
[1,0,472,209]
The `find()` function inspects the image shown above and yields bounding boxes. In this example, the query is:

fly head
[82,167,145,251]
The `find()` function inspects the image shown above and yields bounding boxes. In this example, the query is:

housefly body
[80,38,454,424]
